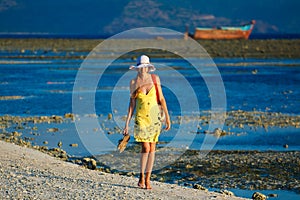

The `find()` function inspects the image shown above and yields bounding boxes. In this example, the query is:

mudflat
[0,38,299,58]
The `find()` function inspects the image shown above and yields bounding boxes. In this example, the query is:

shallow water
[0,56,299,115]
[1,55,299,150]
[210,188,300,200]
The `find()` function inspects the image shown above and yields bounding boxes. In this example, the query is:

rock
[220,189,235,196]
[47,128,59,132]
[193,184,208,192]
[48,148,68,160]
[114,126,122,133]
[252,192,267,200]
[268,193,278,197]
[39,146,48,151]
[82,158,97,170]
[69,143,78,147]
[126,172,134,176]
[57,141,62,148]
[212,128,227,136]
[64,113,74,119]
[213,128,222,136]
[73,159,82,165]
[185,164,193,169]
[52,115,63,122]
[184,182,193,187]
[0,96,24,100]
[40,116,49,121]
[12,131,21,137]
[252,69,258,74]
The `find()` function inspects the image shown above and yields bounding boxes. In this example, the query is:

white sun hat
[129,55,156,72]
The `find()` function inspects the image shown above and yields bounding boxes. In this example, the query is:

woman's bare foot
[138,181,145,189]
[138,175,145,189]
[145,180,152,190]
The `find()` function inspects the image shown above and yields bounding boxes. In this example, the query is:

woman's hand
[165,117,171,131]
[123,126,129,135]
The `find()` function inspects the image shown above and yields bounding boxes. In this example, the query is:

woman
[123,55,171,189]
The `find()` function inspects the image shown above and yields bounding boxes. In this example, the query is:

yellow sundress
[134,86,162,142]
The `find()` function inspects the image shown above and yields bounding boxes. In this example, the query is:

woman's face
[138,67,149,74]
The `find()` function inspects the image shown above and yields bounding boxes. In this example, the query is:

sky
[0,0,299,36]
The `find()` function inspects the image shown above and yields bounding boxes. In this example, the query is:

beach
[0,140,248,199]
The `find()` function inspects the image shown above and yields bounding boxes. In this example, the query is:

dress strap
[151,74,160,104]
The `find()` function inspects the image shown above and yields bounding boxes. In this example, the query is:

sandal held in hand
[117,134,130,153]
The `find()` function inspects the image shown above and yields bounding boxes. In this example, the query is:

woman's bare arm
[154,75,171,131]
[123,79,137,135]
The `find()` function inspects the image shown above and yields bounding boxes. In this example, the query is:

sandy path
[0,140,248,199]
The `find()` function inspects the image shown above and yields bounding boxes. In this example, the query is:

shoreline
[1,132,299,199]
[0,38,300,59]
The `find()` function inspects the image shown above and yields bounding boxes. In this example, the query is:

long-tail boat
[192,20,256,40]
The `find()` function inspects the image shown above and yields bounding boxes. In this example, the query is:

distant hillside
[0,0,299,35]
[103,0,299,34]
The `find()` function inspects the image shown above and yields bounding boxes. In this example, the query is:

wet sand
[0,38,300,58]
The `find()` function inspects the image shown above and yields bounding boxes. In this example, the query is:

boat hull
[193,20,255,40]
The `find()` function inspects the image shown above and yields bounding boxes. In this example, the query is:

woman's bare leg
[139,142,150,188]
[145,142,156,189]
